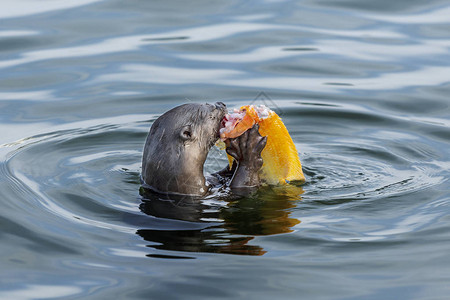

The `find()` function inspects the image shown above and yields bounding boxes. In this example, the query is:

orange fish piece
[220,105,305,185]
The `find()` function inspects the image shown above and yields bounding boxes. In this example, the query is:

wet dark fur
[141,102,267,197]
[141,102,226,196]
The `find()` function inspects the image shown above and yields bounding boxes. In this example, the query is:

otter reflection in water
[137,185,303,257]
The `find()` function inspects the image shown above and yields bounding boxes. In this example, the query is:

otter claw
[226,123,267,192]
[226,138,241,160]
[250,123,260,134]
[225,124,267,168]
[256,135,267,153]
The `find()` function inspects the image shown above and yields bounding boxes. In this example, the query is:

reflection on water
[138,185,303,256]
[1,0,450,298]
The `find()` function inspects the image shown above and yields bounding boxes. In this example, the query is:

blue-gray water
[1,0,449,299]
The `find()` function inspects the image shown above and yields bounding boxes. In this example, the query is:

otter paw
[225,124,267,170]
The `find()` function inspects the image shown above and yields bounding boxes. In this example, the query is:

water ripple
[0,0,103,19]
[365,5,450,24]
[1,0,449,297]
[0,21,407,70]
[3,102,446,256]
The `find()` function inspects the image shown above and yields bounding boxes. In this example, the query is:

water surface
[1,0,449,299]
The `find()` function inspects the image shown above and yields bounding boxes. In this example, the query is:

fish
[219,105,305,185]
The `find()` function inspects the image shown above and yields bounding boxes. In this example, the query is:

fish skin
[222,105,305,185]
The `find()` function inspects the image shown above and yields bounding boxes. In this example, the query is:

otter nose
[215,102,226,109]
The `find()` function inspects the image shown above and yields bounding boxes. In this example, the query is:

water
[1,0,449,299]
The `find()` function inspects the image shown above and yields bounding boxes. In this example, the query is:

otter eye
[180,125,193,141]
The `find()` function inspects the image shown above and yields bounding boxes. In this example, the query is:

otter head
[141,102,227,196]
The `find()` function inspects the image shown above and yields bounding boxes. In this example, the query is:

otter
[141,102,267,197]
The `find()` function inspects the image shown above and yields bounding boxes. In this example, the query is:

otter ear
[179,125,193,141]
